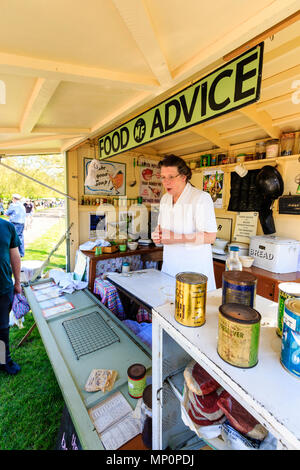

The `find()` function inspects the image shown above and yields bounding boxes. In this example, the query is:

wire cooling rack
[62,311,120,360]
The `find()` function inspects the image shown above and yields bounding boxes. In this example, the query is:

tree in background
[0,154,65,203]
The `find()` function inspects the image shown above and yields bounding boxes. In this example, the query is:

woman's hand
[151,225,162,245]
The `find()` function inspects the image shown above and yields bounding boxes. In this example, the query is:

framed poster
[139,158,163,203]
[84,158,126,196]
[203,169,224,208]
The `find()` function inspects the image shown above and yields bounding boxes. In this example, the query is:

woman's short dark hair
[158,154,192,181]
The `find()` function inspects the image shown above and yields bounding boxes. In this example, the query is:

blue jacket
[5,202,26,224]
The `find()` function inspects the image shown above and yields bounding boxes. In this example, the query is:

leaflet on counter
[88,391,140,450]
[33,286,62,302]
[41,301,75,319]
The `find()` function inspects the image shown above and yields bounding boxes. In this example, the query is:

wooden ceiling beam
[191,124,230,150]
[239,104,280,139]
[32,127,91,135]
[0,51,159,90]
[264,36,300,64]
[20,78,60,133]
[112,0,172,86]
[262,64,300,89]
[223,10,300,62]
[0,134,85,148]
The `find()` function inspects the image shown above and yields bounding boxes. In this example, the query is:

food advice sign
[99,43,264,159]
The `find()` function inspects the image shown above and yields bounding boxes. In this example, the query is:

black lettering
[165,99,181,131]
[150,108,164,138]
[180,85,200,122]
[112,131,120,152]
[99,139,104,158]
[104,136,111,155]
[201,82,208,116]
[234,52,258,102]
[120,127,129,149]
[208,70,232,111]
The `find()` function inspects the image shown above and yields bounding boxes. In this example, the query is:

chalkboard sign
[84,158,126,196]
[56,404,82,450]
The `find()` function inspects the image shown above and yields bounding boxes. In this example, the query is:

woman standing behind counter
[151,155,217,291]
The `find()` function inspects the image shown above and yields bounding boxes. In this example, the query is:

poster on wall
[203,169,224,208]
[139,158,163,204]
[84,158,126,195]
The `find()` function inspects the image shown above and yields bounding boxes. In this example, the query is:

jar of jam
[280,133,295,156]
[266,139,279,158]
[255,141,266,159]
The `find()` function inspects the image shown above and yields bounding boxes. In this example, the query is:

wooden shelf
[191,154,300,173]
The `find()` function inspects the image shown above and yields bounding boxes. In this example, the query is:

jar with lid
[225,246,242,271]
[266,139,279,158]
[127,364,146,398]
[255,141,266,159]
[235,154,246,163]
[280,133,295,156]
[210,154,217,166]
[122,261,130,273]
[141,384,152,449]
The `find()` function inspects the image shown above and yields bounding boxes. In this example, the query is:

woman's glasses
[160,174,181,182]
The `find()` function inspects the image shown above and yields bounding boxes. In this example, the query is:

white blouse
[158,182,217,291]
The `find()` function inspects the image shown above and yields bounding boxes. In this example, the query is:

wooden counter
[82,245,163,291]
[213,259,300,301]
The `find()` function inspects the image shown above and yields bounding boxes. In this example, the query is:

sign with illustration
[84,158,126,195]
[98,44,264,159]
[203,169,224,208]
[139,158,163,204]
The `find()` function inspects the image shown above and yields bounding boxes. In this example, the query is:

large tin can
[175,272,207,327]
[222,271,257,308]
[218,303,261,368]
[280,298,300,379]
[277,282,300,337]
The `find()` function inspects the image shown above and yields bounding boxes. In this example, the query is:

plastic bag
[12,293,30,319]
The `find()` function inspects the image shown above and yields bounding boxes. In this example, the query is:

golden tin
[175,272,207,327]
[218,303,261,368]
[276,282,300,337]
[222,271,257,308]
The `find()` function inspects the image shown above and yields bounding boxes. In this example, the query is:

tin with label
[222,271,257,308]
[277,282,300,337]
[127,363,146,398]
[280,299,300,379]
[218,303,261,368]
[175,272,207,327]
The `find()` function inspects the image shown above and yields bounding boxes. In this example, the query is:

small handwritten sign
[233,212,258,244]
[84,158,126,196]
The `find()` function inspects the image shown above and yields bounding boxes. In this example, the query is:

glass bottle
[226,246,242,271]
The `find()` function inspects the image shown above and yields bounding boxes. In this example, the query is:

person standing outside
[0,217,22,374]
[151,155,217,291]
[24,199,34,230]
[5,194,26,257]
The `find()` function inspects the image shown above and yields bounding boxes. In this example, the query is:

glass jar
[255,141,266,159]
[225,246,242,271]
[280,133,295,156]
[236,154,246,163]
[210,154,217,166]
[122,261,130,273]
[266,139,279,158]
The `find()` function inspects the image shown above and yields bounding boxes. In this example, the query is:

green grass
[0,219,66,450]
